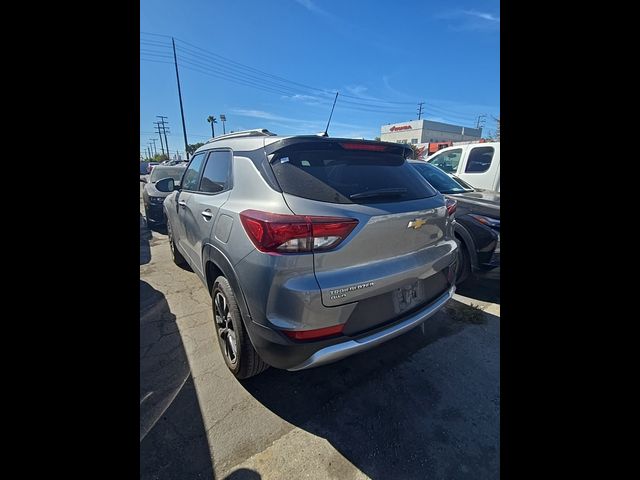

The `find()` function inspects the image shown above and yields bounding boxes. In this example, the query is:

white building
[380,120,482,144]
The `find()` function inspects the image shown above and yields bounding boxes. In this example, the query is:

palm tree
[207,115,217,138]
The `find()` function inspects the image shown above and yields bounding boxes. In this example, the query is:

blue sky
[140,0,500,159]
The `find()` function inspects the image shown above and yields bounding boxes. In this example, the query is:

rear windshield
[270,146,438,204]
[150,166,186,183]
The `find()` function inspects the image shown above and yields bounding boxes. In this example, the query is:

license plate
[392,281,426,314]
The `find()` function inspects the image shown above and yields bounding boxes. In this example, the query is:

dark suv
[410,160,500,283]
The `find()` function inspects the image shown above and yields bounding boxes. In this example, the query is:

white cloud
[436,9,500,31]
[462,10,500,22]
[293,0,331,17]
[230,109,291,122]
[230,108,373,137]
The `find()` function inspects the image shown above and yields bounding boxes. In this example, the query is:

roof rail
[205,128,277,143]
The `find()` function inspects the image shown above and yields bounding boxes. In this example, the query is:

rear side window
[199,150,232,193]
[270,146,437,204]
[465,146,495,173]
[428,149,462,174]
[181,153,207,191]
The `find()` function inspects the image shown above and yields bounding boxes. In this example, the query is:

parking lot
[140,187,500,480]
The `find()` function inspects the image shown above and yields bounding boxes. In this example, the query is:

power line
[142,33,416,106]
[141,45,411,113]
[175,43,415,110]
[174,42,416,109]
[140,33,497,124]
[141,55,414,115]
[142,52,486,124]
[417,101,424,120]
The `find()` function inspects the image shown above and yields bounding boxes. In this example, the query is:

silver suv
[156,129,459,378]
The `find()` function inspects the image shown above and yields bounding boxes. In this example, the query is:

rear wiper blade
[349,187,408,199]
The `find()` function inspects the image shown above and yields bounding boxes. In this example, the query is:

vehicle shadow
[149,222,168,236]
[241,306,500,479]
[456,269,500,304]
[140,213,152,266]
[140,280,215,479]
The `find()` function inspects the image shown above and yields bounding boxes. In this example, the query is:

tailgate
[283,194,457,308]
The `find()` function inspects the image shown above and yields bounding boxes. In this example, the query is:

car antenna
[321,92,339,137]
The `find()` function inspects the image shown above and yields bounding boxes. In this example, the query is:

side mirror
[155,177,175,193]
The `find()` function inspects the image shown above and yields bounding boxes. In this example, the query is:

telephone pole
[172,37,190,159]
[153,121,165,157]
[491,115,500,140]
[150,139,157,156]
[157,116,170,156]
[475,114,487,130]
[417,101,425,120]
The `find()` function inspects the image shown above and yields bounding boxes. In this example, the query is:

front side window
[465,146,495,173]
[199,150,232,193]
[181,153,207,190]
[428,148,462,174]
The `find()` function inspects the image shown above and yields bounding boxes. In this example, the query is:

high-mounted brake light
[239,210,358,254]
[339,143,387,152]
[282,324,345,341]
[445,198,457,216]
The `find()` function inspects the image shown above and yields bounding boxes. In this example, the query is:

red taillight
[282,323,345,341]
[445,198,457,216]
[339,142,387,152]
[239,210,358,254]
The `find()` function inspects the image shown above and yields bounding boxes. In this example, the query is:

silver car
[156,129,459,378]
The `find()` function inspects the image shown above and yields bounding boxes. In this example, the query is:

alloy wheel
[214,291,238,365]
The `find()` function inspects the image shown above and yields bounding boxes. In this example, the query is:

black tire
[456,239,472,285]
[167,218,190,270]
[212,276,269,379]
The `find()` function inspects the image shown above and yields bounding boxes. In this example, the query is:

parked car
[426,141,500,191]
[146,162,160,174]
[409,160,500,283]
[156,129,459,378]
[141,165,187,225]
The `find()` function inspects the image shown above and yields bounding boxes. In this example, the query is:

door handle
[178,200,187,208]
[201,209,213,221]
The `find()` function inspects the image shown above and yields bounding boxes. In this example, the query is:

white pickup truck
[426,142,500,192]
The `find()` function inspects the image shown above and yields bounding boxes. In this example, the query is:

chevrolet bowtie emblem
[407,219,427,229]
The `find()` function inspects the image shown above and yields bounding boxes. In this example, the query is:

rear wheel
[212,276,269,379]
[167,218,190,270]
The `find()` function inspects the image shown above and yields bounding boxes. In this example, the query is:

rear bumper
[243,284,455,371]
[287,285,455,370]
